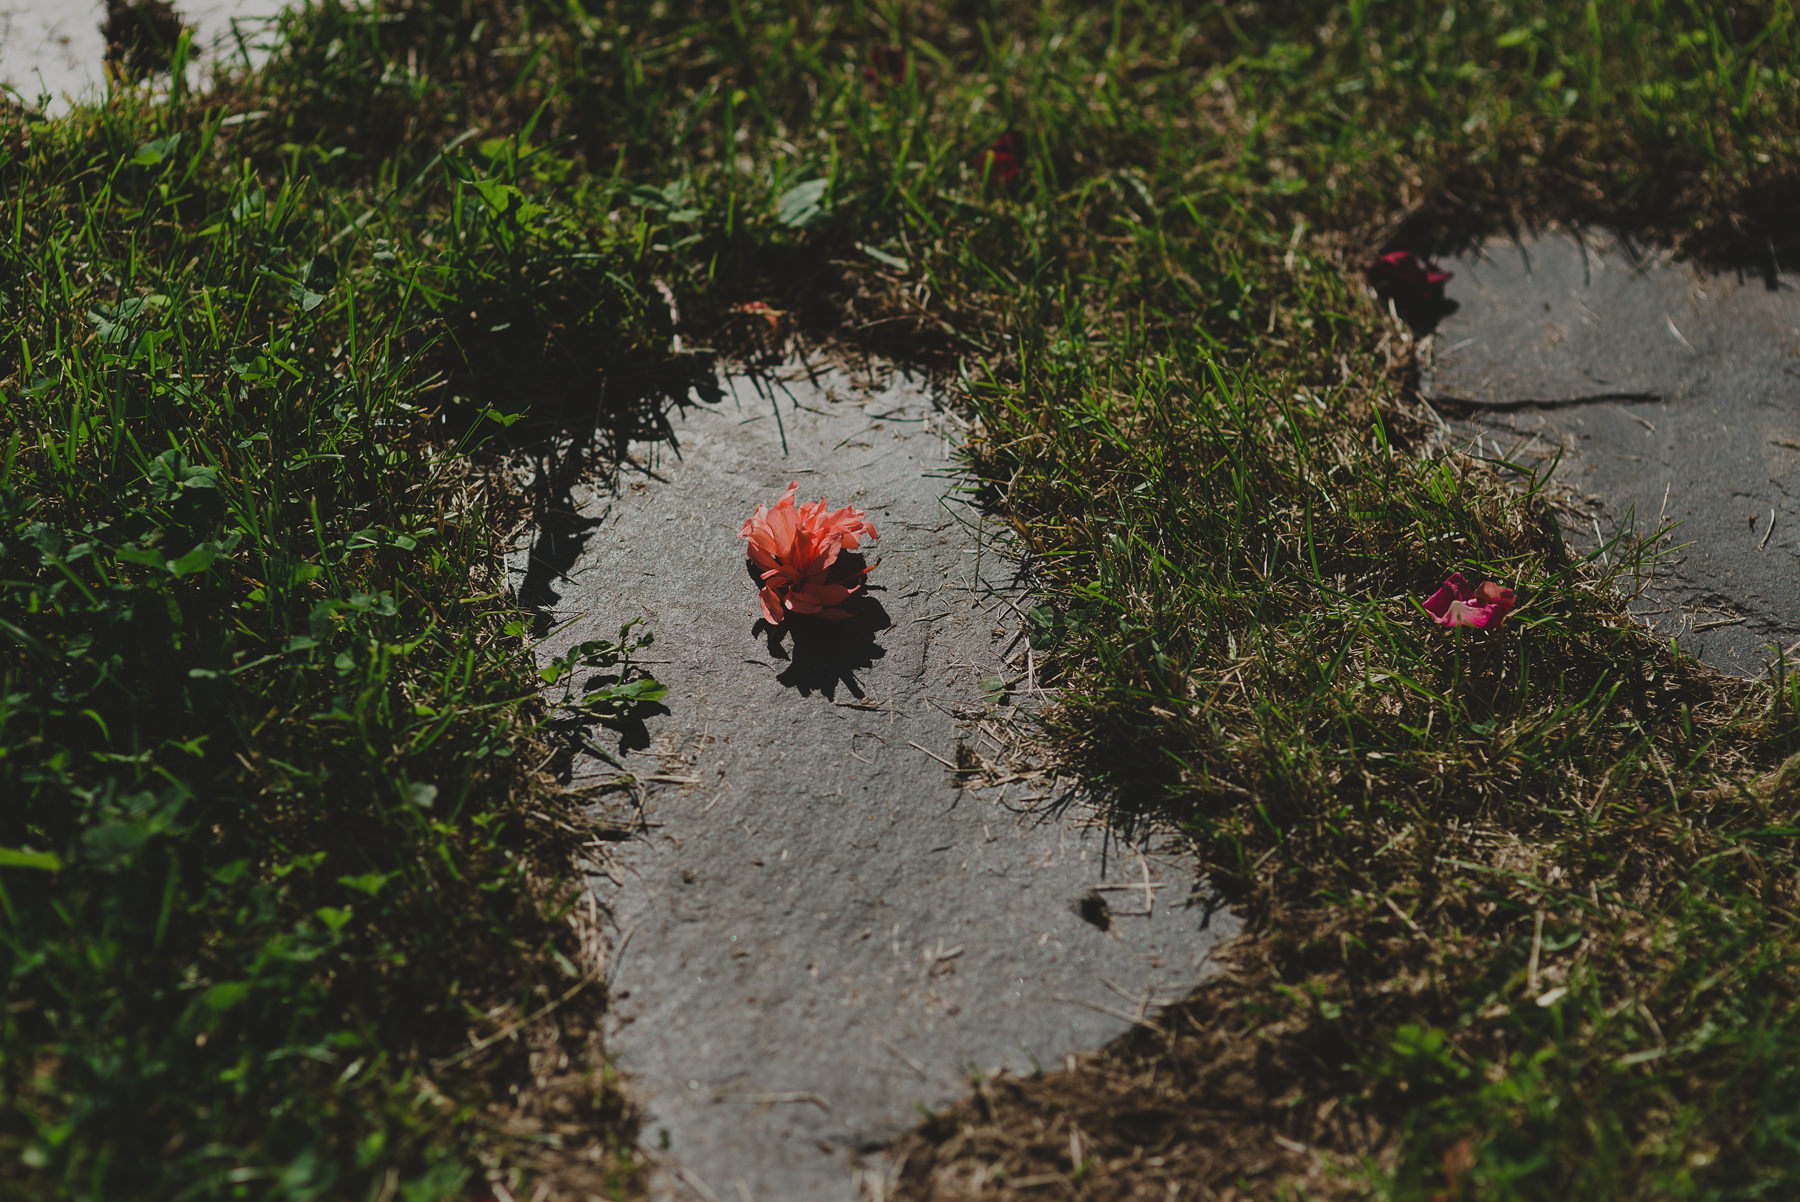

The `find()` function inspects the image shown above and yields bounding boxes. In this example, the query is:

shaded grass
[6,0,1800,1198]
[0,5,684,1197]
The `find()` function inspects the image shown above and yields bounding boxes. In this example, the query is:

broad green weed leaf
[0,847,62,871]
[611,677,668,703]
[229,187,265,223]
[315,906,354,933]
[131,135,180,167]
[290,256,338,313]
[775,179,831,229]
[113,545,164,568]
[199,981,252,1014]
[858,242,910,271]
[168,542,219,578]
[81,820,157,870]
[471,178,547,226]
[209,859,250,885]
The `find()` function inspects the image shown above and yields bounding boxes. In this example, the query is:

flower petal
[979,130,1024,188]
[1422,572,1471,620]
[759,584,786,625]
[743,483,881,623]
[764,503,799,556]
[1423,573,1515,628]
[1366,250,1453,306]
[1473,581,1516,624]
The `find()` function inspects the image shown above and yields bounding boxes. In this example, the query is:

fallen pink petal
[863,44,908,85]
[977,130,1024,189]
[1422,572,1516,629]
[740,482,878,623]
[1366,250,1453,307]
[729,300,785,335]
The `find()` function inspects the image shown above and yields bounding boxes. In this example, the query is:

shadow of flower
[754,595,892,701]
[1391,292,1460,336]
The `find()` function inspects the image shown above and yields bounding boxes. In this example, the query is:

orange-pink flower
[740,482,878,623]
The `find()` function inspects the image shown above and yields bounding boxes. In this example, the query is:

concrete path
[0,0,287,111]
[510,359,1235,1201]
[1423,230,1800,674]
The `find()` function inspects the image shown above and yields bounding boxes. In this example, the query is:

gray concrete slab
[508,359,1236,1202]
[0,0,288,112]
[1422,230,1800,674]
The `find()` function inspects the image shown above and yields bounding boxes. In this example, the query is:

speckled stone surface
[509,360,1236,1202]
[1424,231,1800,675]
[0,0,288,111]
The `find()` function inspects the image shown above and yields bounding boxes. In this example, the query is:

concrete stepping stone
[509,360,1236,1201]
[0,0,287,111]
[1422,230,1800,674]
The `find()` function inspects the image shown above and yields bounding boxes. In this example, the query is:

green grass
[0,6,677,1197]
[5,1,1800,1199]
